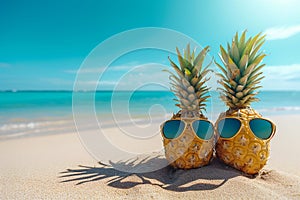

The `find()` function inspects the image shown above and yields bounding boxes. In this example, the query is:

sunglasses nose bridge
[239,124,246,134]
[186,123,192,130]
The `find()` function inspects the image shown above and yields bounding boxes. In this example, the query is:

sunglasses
[161,119,214,140]
[216,117,276,140]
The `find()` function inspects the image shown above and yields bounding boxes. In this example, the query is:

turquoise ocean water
[0,91,299,139]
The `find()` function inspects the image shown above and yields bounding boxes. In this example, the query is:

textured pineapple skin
[216,109,272,175]
[162,116,214,169]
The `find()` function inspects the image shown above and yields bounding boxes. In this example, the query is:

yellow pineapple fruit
[161,44,214,169]
[215,31,276,174]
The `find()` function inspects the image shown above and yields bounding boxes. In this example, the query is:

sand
[0,115,300,199]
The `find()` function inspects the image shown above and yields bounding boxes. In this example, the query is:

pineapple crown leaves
[216,30,267,109]
[165,44,212,112]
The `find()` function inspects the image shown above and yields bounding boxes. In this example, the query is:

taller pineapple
[215,31,276,174]
[161,44,214,169]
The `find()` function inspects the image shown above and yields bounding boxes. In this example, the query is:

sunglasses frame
[161,118,215,141]
[216,117,276,141]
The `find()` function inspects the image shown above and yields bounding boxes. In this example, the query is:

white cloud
[42,78,73,86]
[264,25,300,40]
[262,64,300,90]
[0,63,10,68]
[101,64,171,91]
[71,63,173,91]
[80,80,117,86]
[64,64,138,74]
[64,68,103,74]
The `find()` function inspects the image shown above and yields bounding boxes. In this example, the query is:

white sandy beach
[0,115,300,199]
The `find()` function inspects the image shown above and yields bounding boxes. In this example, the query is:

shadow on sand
[59,154,241,191]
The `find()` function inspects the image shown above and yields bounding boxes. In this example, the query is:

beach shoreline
[2,90,300,141]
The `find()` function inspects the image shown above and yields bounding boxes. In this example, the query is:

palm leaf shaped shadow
[59,154,240,191]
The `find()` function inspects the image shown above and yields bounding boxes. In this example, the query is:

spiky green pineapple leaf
[166,45,212,112]
[193,46,210,72]
[216,31,266,109]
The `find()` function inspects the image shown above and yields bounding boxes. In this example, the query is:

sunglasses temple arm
[273,124,277,135]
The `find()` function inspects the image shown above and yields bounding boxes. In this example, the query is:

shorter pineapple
[161,44,214,169]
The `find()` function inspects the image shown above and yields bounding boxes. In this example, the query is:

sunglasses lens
[163,120,185,139]
[217,118,241,138]
[249,119,273,139]
[192,120,214,140]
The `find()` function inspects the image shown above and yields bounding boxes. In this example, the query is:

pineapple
[215,31,276,174]
[161,44,214,169]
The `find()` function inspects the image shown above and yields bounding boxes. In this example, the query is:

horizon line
[1,89,300,92]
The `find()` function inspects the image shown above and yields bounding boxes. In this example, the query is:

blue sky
[1,0,300,90]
